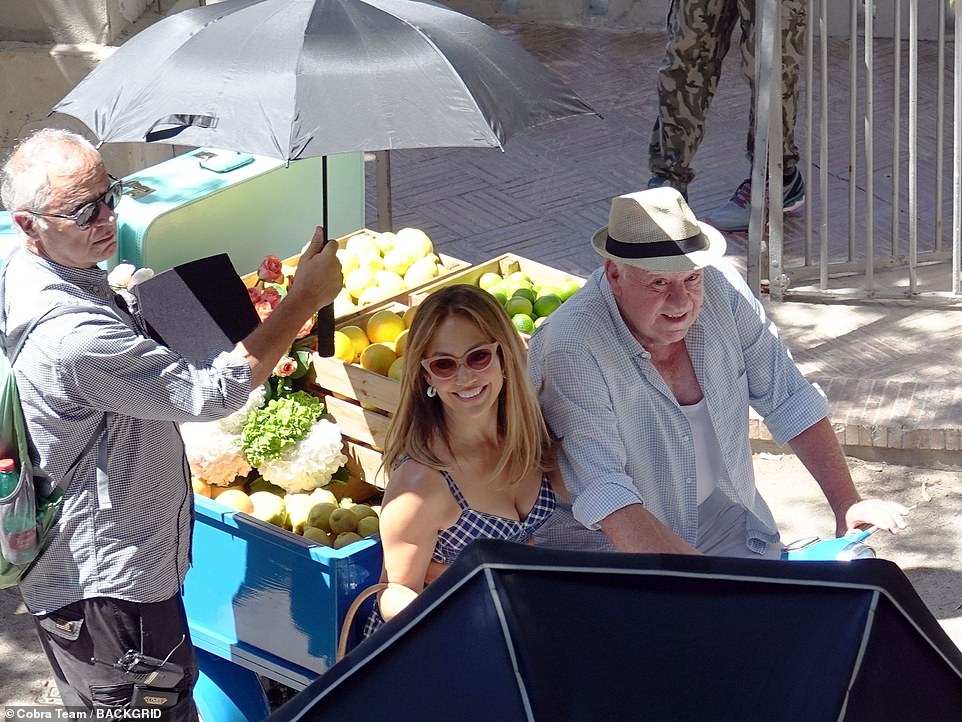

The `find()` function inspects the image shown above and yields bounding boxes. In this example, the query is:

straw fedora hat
[591,187,726,272]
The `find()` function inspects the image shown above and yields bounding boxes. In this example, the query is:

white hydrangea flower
[107,263,135,289]
[180,387,266,486]
[181,421,251,487]
[219,385,267,435]
[257,419,348,494]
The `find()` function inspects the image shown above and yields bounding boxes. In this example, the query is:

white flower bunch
[181,421,252,487]
[107,262,155,290]
[181,386,267,487]
[257,418,348,493]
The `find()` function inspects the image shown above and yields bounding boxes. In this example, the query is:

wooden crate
[306,301,407,420]
[407,252,585,306]
[240,228,468,320]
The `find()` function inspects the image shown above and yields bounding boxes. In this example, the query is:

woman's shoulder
[385,457,450,498]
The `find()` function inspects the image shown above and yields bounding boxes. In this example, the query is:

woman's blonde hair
[382,284,552,485]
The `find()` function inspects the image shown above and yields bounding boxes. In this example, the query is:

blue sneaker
[704,169,806,232]
[647,174,689,202]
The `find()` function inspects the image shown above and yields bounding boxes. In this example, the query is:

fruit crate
[239,228,468,320]
[183,494,382,686]
[305,302,408,489]
[407,252,585,307]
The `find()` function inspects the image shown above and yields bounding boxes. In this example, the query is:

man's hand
[237,226,342,388]
[839,499,911,538]
[288,226,342,311]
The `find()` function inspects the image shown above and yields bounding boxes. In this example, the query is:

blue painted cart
[183,495,382,721]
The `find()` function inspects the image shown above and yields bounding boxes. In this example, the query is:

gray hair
[0,128,99,219]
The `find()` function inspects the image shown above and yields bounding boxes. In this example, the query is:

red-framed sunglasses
[421,342,500,379]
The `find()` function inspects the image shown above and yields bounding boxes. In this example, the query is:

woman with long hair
[364,284,558,634]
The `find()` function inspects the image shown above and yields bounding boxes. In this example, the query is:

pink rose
[260,286,282,308]
[273,356,298,377]
[258,255,284,283]
[255,300,274,322]
[295,315,315,339]
[248,286,265,304]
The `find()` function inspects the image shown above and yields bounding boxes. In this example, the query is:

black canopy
[269,540,962,721]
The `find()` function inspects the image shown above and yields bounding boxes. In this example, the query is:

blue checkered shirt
[527,262,828,554]
[1,248,251,614]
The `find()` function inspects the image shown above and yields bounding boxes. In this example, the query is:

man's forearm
[787,417,861,523]
[599,504,701,555]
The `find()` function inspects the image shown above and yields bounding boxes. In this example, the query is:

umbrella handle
[145,114,217,142]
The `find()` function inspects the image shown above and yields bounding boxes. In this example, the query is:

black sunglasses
[27,175,124,230]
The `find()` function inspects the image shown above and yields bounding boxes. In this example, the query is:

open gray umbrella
[51,0,596,160]
[52,0,596,352]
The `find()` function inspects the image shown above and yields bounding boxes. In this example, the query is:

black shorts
[33,593,199,721]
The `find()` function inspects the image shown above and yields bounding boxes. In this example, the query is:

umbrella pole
[375,150,393,232]
[315,156,335,357]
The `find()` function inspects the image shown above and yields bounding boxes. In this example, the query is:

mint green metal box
[116,148,364,273]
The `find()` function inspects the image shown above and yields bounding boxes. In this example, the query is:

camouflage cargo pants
[648,0,806,186]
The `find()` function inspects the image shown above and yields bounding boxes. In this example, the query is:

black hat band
[605,231,708,259]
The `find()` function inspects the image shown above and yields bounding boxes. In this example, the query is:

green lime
[511,313,536,335]
[478,272,503,290]
[503,296,533,317]
[533,293,563,318]
[534,316,547,328]
[487,288,508,305]
[506,271,532,286]
[557,278,583,301]
[511,286,537,303]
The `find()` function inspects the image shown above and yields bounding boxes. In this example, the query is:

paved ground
[3,16,962,713]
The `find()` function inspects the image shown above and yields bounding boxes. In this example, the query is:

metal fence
[752,0,962,304]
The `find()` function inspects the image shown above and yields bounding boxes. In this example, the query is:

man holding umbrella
[0,128,341,718]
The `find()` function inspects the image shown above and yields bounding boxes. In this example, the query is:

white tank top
[679,398,724,504]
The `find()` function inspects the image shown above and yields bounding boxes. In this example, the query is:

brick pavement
[363,20,962,462]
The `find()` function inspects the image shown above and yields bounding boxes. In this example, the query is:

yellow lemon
[402,305,417,328]
[339,325,370,360]
[382,248,414,276]
[191,476,212,498]
[374,231,396,254]
[345,231,379,258]
[366,309,406,344]
[356,252,384,274]
[359,342,397,376]
[214,489,254,514]
[394,328,409,357]
[387,356,405,381]
[395,227,434,259]
[357,285,392,308]
[403,257,440,287]
[335,247,359,275]
[374,270,406,296]
[344,267,375,300]
[333,330,356,363]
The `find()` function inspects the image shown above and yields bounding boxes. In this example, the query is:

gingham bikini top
[431,468,557,565]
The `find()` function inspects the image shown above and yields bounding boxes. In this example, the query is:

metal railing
[752,0,962,304]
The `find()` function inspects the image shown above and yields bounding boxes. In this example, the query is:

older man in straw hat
[529,187,909,557]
